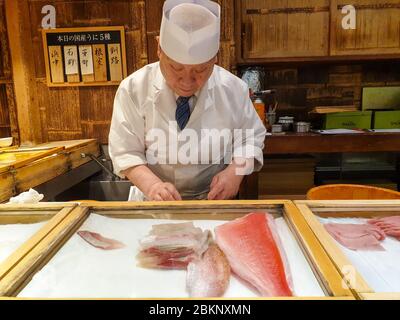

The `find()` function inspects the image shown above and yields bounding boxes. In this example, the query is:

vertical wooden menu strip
[107,44,123,81]
[48,46,64,83]
[92,44,107,82]
[63,45,80,83]
[79,45,95,82]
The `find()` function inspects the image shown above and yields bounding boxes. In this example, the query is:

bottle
[253,97,266,124]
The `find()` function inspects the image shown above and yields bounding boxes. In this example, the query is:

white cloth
[8,189,44,204]
[160,0,220,64]
[128,186,145,202]
[109,62,266,200]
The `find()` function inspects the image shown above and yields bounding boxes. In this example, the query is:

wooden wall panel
[331,0,400,56]
[0,0,19,144]
[145,0,164,64]
[0,85,11,137]
[24,0,148,144]
[241,0,330,59]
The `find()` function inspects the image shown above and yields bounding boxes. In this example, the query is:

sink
[54,178,132,202]
[52,149,133,202]
[88,180,132,201]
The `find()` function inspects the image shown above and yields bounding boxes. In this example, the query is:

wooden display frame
[42,26,127,87]
[295,200,400,300]
[0,200,354,299]
[0,203,77,296]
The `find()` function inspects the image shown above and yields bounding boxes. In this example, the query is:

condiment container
[294,122,311,133]
[253,97,266,124]
[278,116,294,131]
[271,124,283,133]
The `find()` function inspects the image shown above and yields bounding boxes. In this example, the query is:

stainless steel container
[278,116,294,131]
[294,122,311,133]
[271,124,283,133]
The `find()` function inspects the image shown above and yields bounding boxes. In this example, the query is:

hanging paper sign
[42,26,127,87]
[79,45,94,75]
[64,45,79,75]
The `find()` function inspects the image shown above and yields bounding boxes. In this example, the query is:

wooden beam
[5,0,43,145]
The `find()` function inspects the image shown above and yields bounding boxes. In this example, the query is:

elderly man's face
[158,43,217,97]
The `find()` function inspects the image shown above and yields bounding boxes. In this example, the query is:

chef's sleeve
[108,86,147,178]
[232,86,266,173]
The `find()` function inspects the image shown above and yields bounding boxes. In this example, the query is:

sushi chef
[109,0,266,201]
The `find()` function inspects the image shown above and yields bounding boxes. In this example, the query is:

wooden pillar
[5,0,43,145]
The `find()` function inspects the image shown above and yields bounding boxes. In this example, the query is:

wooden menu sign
[42,26,127,87]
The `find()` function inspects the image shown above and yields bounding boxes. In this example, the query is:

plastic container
[253,97,266,124]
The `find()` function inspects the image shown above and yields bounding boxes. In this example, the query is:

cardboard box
[374,110,400,129]
[324,111,372,129]
[362,87,400,111]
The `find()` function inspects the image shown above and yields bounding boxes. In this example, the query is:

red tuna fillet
[215,213,293,297]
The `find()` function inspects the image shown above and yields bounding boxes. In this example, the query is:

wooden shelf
[265,132,400,154]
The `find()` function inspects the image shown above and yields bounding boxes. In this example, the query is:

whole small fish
[77,230,126,250]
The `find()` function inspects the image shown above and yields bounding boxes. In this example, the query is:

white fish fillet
[186,244,230,297]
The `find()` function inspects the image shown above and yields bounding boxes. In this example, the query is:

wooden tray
[0,139,100,203]
[0,200,354,299]
[0,147,64,174]
[0,203,77,296]
[295,200,400,300]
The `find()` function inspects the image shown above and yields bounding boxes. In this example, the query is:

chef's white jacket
[109,62,266,200]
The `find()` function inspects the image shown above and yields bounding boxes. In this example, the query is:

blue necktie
[176,96,191,130]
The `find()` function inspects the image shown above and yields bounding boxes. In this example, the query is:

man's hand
[207,165,245,200]
[123,165,182,201]
[147,181,182,201]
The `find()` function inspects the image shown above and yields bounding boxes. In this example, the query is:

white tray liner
[19,214,324,298]
[0,222,46,265]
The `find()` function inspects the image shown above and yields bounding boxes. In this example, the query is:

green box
[362,87,400,111]
[374,110,400,129]
[324,111,372,130]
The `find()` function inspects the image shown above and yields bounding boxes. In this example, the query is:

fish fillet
[186,244,230,297]
[215,213,293,297]
[324,223,385,251]
[137,222,211,269]
[77,230,125,250]
[369,216,400,240]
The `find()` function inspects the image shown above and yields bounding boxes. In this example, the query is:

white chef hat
[160,0,221,65]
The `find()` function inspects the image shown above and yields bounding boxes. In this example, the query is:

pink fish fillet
[186,244,230,298]
[215,213,293,297]
[77,230,126,250]
[137,222,211,269]
[324,223,385,251]
[369,216,400,240]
